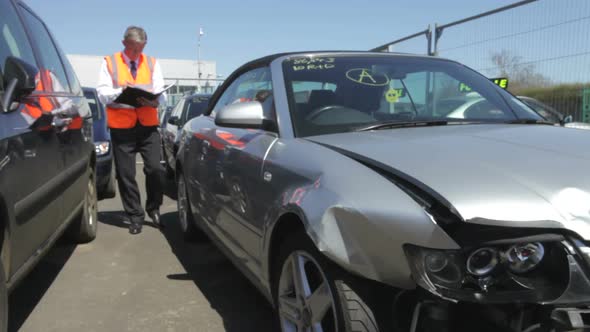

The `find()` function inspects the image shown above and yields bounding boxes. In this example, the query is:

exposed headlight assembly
[404,240,569,303]
[95,141,110,156]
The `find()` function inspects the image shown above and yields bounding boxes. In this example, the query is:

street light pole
[197,27,205,93]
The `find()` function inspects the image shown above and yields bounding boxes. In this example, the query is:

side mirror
[562,115,573,124]
[2,56,38,113]
[215,101,265,129]
[168,116,180,125]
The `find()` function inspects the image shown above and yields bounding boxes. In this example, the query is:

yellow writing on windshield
[346,68,389,86]
[293,64,335,71]
[459,83,472,92]
[293,57,336,65]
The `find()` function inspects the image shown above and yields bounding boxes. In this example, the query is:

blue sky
[24,0,519,78]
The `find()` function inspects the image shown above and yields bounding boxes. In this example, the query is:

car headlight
[95,141,110,156]
[404,240,569,303]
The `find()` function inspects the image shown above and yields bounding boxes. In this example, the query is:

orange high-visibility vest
[105,52,159,129]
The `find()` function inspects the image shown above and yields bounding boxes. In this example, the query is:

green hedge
[513,84,590,122]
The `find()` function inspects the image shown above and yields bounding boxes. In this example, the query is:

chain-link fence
[372,0,590,122]
[370,28,432,55]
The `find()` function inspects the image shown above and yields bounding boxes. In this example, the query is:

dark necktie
[130,60,137,79]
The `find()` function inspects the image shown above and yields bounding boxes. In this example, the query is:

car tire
[177,170,203,241]
[67,168,98,243]
[273,231,393,332]
[101,164,116,200]
[0,263,7,332]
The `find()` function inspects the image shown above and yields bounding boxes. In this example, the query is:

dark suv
[0,1,97,329]
[83,87,115,200]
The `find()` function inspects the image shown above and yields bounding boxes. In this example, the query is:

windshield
[282,55,541,137]
[186,96,210,120]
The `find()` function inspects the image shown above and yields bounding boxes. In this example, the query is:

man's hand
[120,82,135,90]
[137,97,159,108]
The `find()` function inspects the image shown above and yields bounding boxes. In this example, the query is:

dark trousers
[111,124,163,224]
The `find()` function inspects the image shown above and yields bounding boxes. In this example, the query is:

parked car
[0,1,97,329]
[83,87,115,200]
[519,95,590,130]
[159,105,173,131]
[176,51,590,332]
[518,96,565,123]
[162,93,210,176]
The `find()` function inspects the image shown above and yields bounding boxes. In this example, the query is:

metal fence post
[583,87,590,123]
[433,23,443,56]
[426,24,433,56]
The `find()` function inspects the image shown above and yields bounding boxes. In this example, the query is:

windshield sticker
[292,57,336,71]
[385,88,404,103]
[459,77,509,92]
[346,68,389,86]
[490,77,509,89]
[459,82,473,92]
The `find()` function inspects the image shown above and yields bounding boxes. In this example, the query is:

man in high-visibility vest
[97,26,167,234]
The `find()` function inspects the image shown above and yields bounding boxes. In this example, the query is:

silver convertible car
[176,52,590,332]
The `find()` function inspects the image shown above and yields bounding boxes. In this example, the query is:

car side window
[18,6,70,93]
[210,67,274,120]
[172,99,185,118]
[0,1,37,91]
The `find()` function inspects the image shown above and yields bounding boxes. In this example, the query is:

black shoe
[148,210,163,228]
[129,222,142,235]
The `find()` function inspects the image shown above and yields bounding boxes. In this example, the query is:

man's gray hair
[124,26,147,43]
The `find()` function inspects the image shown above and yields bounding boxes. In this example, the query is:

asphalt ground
[8,161,277,332]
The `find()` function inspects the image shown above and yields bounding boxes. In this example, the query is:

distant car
[162,93,210,176]
[0,1,97,329]
[518,96,564,123]
[519,95,590,130]
[159,105,173,131]
[177,51,590,332]
[83,87,116,200]
[444,97,508,120]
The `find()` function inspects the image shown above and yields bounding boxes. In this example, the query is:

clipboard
[113,84,174,108]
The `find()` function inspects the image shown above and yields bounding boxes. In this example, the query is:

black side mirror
[562,115,573,125]
[2,56,38,113]
[168,116,180,125]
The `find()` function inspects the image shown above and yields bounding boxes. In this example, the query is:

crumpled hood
[306,124,590,239]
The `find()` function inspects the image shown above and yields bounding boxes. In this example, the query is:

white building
[67,54,219,106]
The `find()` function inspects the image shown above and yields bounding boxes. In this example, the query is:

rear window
[186,96,210,120]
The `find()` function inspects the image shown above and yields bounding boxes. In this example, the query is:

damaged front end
[403,233,590,332]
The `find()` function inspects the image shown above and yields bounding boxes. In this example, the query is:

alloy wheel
[278,251,338,332]
[86,176,97,232]
[177,175,188,232]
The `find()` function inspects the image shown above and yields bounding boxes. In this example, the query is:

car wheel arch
[266,211,307,307]
[265,208,371,305]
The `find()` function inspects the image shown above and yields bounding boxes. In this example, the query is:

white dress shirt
[96,51,167,108]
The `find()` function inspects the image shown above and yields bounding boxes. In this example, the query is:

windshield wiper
[355,120,451,132]
[506,119,555,125]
